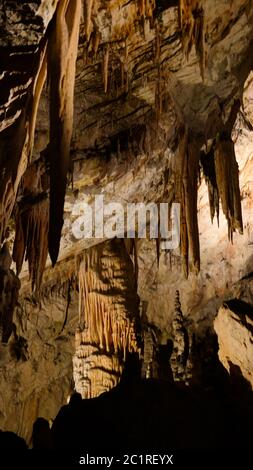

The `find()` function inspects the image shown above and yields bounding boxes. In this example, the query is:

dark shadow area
[1,335,253,453]
[224,299,253,320]
[0,430,27,449]
[48,373,253,451]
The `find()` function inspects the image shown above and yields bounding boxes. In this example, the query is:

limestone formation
[170,290,189,383]
[48,0,81,265]
[0,279,78,445]
[0,0,252,448]
[141,325,158,379]
[73,238,140,398]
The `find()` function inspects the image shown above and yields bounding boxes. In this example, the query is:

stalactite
[0,42,48,245]
[103,46,110,94]
[146,0,156,21]
[156,208,161,267]
[200,147,219,225]
[155,19,161,64]
[214,134,243,241]
[92,27,100,58]
[133,238,139,286]
[123,238,139,286]
[180,188,189,278]
[28,43,48,165]
[201,100,242,237]
[174,127,200,276]
[179,0,205,81]
[137,0,156,22]
[84,0,94,42]
[138,0,146,20]
[193,5,205,81]
[174,126,188,277]
[13,197,49,292]
[154,19,163,125]
[48,0,81,266]
[183,141,200,273]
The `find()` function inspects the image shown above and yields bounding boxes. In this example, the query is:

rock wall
[0,0,253,446]
[214,299,253,389]
[0,280,78,445]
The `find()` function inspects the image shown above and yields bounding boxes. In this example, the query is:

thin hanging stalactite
[200,146,219,225]
[102,46,110,94]
[48,0,82,266]
[156,209,160,268]
[13,196,49,293]
[0,41,48,245]
[179,0,205,81]
[124,238,139,288]
[201,100,242,235]
[174,126,188,277]
[214,134,243,241]
[84,0,95,42]
[183,140,200,273]
[173,126,200,277]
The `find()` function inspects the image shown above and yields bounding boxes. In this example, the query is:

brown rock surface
[214,299,253,389]
[0,0,253,446]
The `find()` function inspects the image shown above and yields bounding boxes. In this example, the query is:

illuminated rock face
[73,343,124,399]
[0,0,253,446]
[214,300,253,389]
[73,239,140,398]
[0,281,79,446]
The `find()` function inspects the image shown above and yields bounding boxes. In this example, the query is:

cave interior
[0,0,253,458]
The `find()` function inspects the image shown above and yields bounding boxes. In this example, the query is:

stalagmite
[141,325,158,379]
[74,239,140,398]
[48,0,81,266]
[170,290,189,383]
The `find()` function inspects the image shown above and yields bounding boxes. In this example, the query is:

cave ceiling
[0,0,253,290]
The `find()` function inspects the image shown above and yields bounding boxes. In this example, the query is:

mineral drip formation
[73,238,140,398]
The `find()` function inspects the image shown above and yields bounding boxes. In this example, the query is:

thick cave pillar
[73,238,140,398]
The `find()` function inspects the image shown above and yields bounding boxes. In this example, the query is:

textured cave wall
[137,73,253,340]
[0,0,253,444]
[214,299,253,389]
[0,1,58,244]
[2,0,253,280]
[0,280,78,445]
